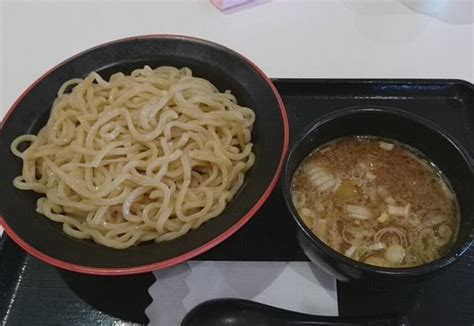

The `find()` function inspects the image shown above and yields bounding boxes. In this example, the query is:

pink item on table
[211,0,253,10]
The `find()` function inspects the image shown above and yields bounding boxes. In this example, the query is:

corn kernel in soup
[291,137,458,268]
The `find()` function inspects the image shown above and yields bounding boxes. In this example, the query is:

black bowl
[282,107,474,285]
[0,35,289,275]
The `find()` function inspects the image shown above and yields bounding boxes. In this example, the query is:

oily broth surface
[291,137,458,268]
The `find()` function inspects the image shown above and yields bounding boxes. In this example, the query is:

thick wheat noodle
[11,66,255,249]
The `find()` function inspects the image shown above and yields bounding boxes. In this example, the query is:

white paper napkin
[145,261,338,326]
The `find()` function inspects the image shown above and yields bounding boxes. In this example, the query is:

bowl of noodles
[0,35,289,275]
[282,107,474,285]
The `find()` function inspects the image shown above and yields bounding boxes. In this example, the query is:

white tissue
[145,261,338,326]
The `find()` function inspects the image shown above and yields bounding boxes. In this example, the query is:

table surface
[1,0,473,119]
[0,0,473,323]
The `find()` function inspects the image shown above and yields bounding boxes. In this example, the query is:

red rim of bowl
[0,34,290,275]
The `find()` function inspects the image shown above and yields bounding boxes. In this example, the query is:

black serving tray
[1,79,473,326]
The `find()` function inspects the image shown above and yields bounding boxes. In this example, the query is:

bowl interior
[0,36,287,271]
[284,107,474,272]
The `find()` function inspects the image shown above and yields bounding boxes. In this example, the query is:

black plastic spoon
[181,298,410,326]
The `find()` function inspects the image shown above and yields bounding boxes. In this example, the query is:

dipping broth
[291,137,459,268]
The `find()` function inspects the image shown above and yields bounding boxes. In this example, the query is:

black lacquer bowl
[0,35,289,275]
[282,107,474,285]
